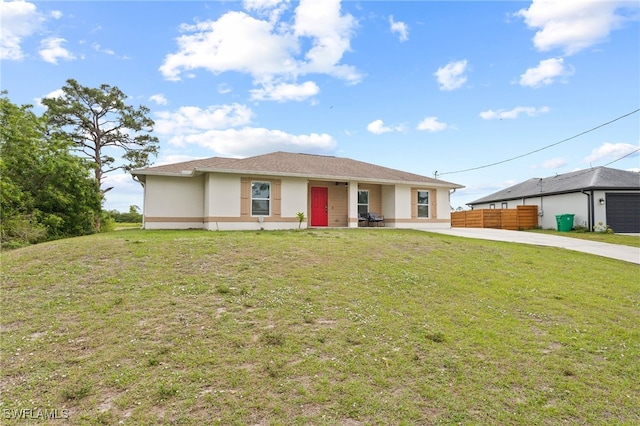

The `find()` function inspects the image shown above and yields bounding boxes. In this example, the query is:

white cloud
[250,80,319,102]
[43,88,65,99]
[293,0,360,82]
[153,102,335,156]
[0,0,42,60]
[92,43,115,56]
[218,83,232,94]
[50,10,62,20]
[389,16,408,42]
[243,0,286,11]
[480,106,550,120]
[34,88,65,107]
[170,127,337,158]
[154,104,254,136]
[149,94,168,105]
[416,116,448,132]
[242,0,285,10]
[537,157,567,169]
[243,0,290,23]
[153,154,203,166]
[367,119,391,135]
[160,11,297,81]
[585,142,640,163]
[519,57,573,88]
[516,0,636,55]
[434,59,468,91]
[366,119,405,135]
[160,0,360,100]
[39,37,76,64]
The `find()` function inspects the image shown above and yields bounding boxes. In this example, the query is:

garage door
[606,193,640,233]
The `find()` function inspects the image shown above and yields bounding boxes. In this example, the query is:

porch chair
[358,213,368,227]
[367,212,385,227]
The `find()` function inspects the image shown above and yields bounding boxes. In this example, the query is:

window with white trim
[357,190,369,217]
[417,190,430,218]
[251,181,271,216]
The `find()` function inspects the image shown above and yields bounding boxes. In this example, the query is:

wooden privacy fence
[451,206,538,230]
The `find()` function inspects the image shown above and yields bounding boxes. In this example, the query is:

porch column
[348,180,359,228]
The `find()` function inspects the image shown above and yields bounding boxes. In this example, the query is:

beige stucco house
[131,151,464,231]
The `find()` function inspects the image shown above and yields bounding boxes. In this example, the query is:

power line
[438,108,640,176]
[604,148,640,167]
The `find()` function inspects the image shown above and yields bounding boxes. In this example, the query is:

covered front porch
[305,180,450,229]
[306,180,384,228]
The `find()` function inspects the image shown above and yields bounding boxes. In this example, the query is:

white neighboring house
[467,167,640,233]
[131,151,464,231]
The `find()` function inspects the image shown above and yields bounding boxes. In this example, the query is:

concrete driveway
[424,228,640,265]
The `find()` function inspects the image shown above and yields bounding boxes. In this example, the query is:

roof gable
[469,167,640,205]
[134,151,463,188]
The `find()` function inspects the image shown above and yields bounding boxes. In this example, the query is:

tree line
[1,80,158,248]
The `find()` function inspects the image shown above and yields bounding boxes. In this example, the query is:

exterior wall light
[599,198,605,205]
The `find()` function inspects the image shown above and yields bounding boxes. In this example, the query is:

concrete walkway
[423,228,640,265]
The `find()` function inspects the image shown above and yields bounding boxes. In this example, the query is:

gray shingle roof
[469,167,640,205]
[133,151,463,188]
[138,156,237,173]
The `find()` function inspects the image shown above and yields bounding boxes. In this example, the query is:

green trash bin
[555,214,575,232]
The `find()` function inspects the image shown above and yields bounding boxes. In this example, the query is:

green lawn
[1,229,638,425]
[112,222,143,231]
[526,228,640,248]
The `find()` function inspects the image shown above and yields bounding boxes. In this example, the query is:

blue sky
[2,0,639,211]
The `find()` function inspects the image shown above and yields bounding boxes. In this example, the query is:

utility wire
[438,108,640,176]
[603,148,640,167]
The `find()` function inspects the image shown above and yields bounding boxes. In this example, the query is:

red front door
[310,187,328,226]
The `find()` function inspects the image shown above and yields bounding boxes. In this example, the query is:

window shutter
[272,179,281,217]
[411,188,417,219]
[241,177,251,217]
[432,188,437,219]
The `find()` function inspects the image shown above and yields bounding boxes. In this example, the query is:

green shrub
[99,214,116,233]
[0,215,48,246]
[593,221,614,234]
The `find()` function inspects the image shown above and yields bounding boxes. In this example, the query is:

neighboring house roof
[133,151,464,188]
[469,167,640,205]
